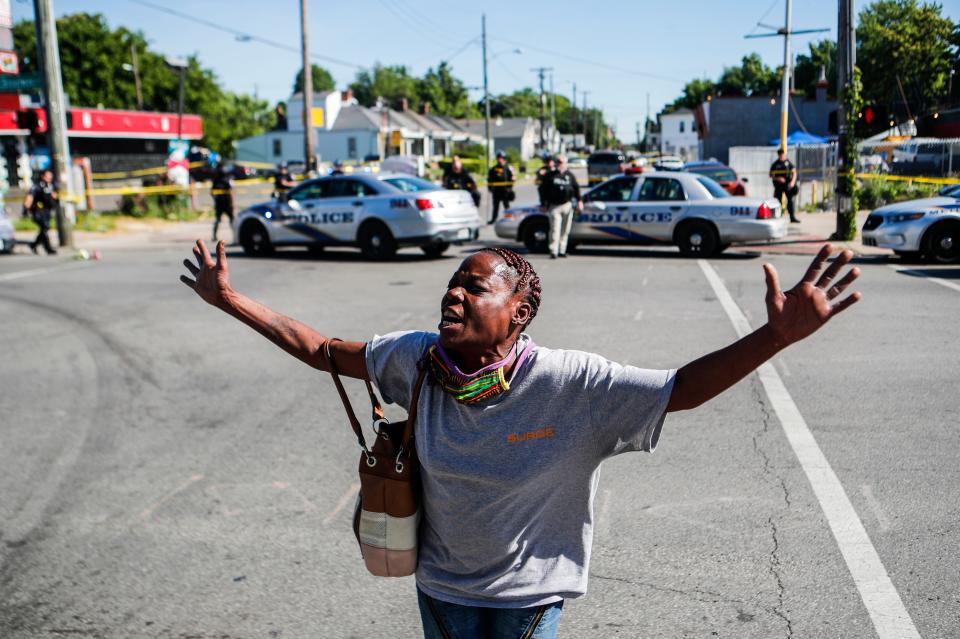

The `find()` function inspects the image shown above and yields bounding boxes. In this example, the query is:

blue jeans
[417,587,564,639]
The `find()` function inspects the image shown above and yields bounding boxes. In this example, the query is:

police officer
[770,148,799,223]
[442,155,480,207]
[273,162,295,199]
[535,155,556,205]
[539,154,582,259]
[486,150,515,224]
[22,168,58,255]
[330,160,345,176]
[211,162,234,243]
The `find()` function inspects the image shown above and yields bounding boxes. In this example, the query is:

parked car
[567,156,588,168]
[494,171,786,257]
[0,206,14,254]
[861,192,960,263]
[684,161,748,196]
[234,173,481,260]
[587,150,626,185]
[653,155,684,171]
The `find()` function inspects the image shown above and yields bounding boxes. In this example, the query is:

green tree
[293,64,335,95]
[416,61,478,118]
[857,0,957,114]
[350,63,420,110]
[12,13,273,155]
[671,78,716,110]
[794,39,838,99]
[717,53,779,96]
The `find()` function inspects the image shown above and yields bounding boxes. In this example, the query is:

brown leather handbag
[325,339,427,577]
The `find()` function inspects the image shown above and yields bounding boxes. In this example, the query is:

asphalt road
[0,236,957,638]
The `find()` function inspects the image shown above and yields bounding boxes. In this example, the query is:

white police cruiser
[861,188,960,263]
[494,171,787,257]
[234,173,482,259]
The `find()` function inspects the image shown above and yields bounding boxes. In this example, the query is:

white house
[659,108,700,160]
[235,91,485,165]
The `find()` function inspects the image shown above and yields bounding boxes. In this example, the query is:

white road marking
[698,259,921,639]
[860,485,892,532]
[777,357,791,378]
[886,264,960,294]
[633,310,644,321]
[0,261,92,282]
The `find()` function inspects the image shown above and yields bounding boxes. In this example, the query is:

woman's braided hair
[480,247,542,325]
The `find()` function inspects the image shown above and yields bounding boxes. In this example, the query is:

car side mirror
[742,177,749,183]
[287,199,301,211]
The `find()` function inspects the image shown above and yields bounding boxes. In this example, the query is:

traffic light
[856,103,887,137]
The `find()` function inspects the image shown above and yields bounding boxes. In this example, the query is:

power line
[492,36,683,84]
[128,0,363,70]
[377,0,458,49]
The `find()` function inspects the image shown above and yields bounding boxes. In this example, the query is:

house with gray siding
[697,81,836,163]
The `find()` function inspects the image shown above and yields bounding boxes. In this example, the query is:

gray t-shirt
[365,330,675,608]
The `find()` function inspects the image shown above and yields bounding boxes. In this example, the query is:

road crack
[751,378,795,638]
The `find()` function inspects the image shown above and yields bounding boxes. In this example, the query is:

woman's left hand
[763,244,861,348]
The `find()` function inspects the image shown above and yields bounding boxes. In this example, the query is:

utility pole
[130,43,143,110]
[581,91,590,149]
[481,14,491,177]
[778,0,793,152]
[635,122,641,149]
[570,82,576,146]
[300,0,315,173]
[835,0,857,239]
[530,67,552,152]
[549,71,556,151]
[33,0,73,248]
[744,4,828,153]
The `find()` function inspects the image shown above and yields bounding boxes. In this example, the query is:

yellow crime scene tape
[90,161,208,180]
[855,173,959,186]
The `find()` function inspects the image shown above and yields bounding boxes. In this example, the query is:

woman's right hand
[181,239,233,308]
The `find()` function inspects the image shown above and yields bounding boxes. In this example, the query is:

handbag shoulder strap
[325,338,427,453]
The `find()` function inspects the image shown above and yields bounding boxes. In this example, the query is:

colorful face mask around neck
[427,336,535,405]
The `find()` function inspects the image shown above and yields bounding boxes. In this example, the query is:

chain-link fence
[729,138,960,211]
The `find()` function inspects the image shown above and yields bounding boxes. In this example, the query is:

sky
[13,0,960,139]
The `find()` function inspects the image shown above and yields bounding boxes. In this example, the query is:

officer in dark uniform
[273,162,295,199]
[535,155,556,205]
[539,154,582,259]
[769,148,799,223]
[442,155,480,207]
[330,160,345,176]
[211,162,234,243]
[22,168,58,255]
[486,150,515,224]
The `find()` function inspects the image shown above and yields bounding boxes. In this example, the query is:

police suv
[495,171,787,257]
[861,189,960,263]
[234,173,482,259]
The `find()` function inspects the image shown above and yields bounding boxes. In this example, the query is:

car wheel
[924,222,960,264]
[358,220,397,260]
[676,220,719,257]
[240,221,274,257]
[522,219,550,253]
[420,241,450,258]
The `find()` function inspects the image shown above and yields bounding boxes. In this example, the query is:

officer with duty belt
[539,154,582,259]
[22,168,58,255]
[486,150,515,224]
[769,148,799,223]
[442,155,481,207]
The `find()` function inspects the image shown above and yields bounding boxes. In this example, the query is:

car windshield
[689,166,737,182]
[696,176,731,198]
[383,176,440,193]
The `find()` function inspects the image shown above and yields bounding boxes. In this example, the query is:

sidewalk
[729,209,887,257]
[13,218,213,254]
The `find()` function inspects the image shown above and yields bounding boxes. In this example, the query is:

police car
[494,171,787,257]
[861,190,960,263]
[0,206,14,254]
[234,173,482,259]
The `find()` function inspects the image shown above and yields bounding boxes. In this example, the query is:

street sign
[0,72,41,92]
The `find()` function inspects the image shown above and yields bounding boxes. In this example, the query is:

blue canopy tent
[770,131,829,146]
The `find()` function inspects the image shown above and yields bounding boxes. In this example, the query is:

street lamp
[164,56,188,143]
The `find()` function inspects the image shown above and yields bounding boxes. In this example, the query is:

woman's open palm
[764,244,862,346]
[180,240,232,307]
